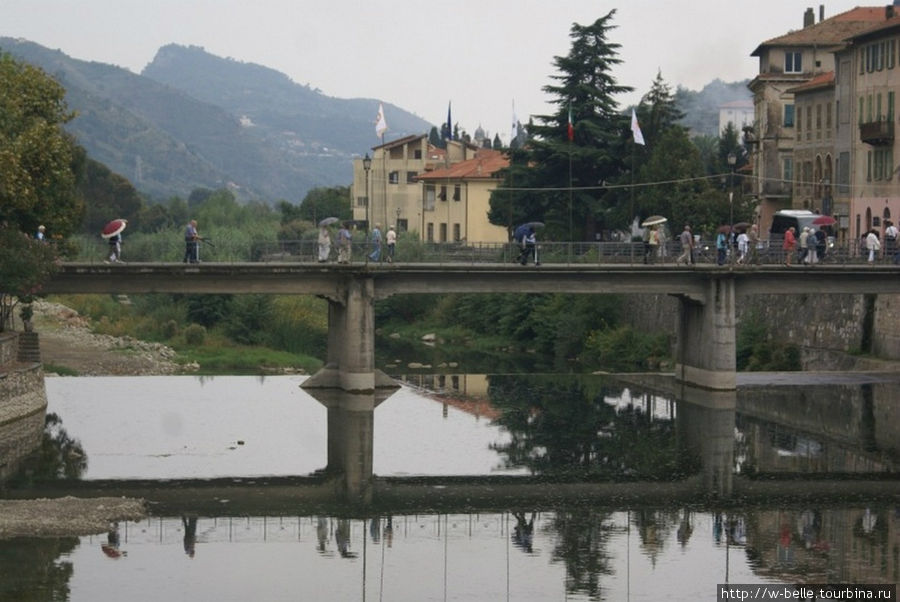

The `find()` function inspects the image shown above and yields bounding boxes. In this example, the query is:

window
[890,39,896,69]
[784,104,795,127]
[826,103,832,131]
[397,218,408,232]
[785,51,802,73]
[796,106,803,137]
[874,148,894,181]
[783,157,793,183]
[406,171,417,184]
[805,105,812,138]
[389,171,399,184]
[877,93,883,120]
[426,223,434,242]
[439,185,447,201]
[439,223,447,242]
[453,223,461,241]
[860,48,866,74]
[877,41,885,70]
[867,150,873,181]
[889,91,895,121]
[414,149,422,159]
[815,104,822,139]
[425,185,435,211]
[867,95,873,122]
[838,151,850,194]
[858,96,864,124]
[453,185,461,201]
[356,196,367,207]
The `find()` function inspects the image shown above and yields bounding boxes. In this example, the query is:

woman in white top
[317,226,332,262]
[866,229,881,263]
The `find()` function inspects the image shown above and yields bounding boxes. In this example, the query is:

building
[718,100,754,135]
[746,5,889,235]
[841,11,900,241]
[350,136,479,236]
[413,149,510,243]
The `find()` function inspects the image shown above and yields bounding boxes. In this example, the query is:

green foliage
[489,11,632,240]
[582,325,671,371]
[183,323,206,345]
[737,311,802,371]
[0,227,59,330]
[78,158,143,234]
[186,294,233,328]
[223,294,273,345]
[294,186,351,223]
[266,296,328,357]
[0,53,84,236]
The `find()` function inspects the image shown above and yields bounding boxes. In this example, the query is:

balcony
[859,119,894,145]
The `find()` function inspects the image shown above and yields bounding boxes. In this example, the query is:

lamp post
[363,153,372,263]
[727,152,736,262]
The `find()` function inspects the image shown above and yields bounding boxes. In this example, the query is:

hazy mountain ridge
[0,39,432,201]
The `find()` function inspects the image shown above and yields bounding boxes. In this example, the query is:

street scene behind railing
[65,236,895,266]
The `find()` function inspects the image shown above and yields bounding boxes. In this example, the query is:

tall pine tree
[489,11,632,241]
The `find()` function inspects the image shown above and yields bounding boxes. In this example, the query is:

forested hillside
[0,38,432,202]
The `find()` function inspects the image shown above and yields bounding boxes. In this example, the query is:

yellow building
[349,136,479,236]
[414,149,510,243]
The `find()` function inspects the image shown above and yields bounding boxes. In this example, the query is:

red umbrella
[812,215,836,227]
[101,219,127,238]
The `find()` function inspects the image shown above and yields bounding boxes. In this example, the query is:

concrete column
[677,385,736,498]
[675,277,736,391]
[303,275,391,393]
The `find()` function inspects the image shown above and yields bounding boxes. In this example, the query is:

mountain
[0,39,433,201]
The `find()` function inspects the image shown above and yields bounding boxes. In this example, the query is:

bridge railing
[66,236,890,266]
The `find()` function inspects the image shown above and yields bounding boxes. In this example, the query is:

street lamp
[363,153,372,263]
[727,152,737,263]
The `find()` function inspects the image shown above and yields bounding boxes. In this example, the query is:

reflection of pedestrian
[512,511,536,553]
[335,519,357,558]
[317,226,332,262]
[337,224,352,264]
[182,516,197,558]
[384,516,394,548]
[101,522,127,558]
[316,516,329,553]
[386,225,396,263]
[183,220,200,264]
[368,224,383,262]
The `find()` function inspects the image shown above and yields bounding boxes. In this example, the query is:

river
[1,372,898,601]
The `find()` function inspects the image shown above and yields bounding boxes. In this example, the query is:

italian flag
[567,103,574,142]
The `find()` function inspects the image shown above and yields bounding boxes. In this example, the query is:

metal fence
[67,236,897,267]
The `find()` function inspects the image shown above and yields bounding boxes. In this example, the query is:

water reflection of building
[737,383,900,474]
[744,506,899,585]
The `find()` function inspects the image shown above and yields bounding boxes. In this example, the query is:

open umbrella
[812,215,836,227]
[732,222,751,232]
[522,221,545,229]
[318,216,340,227]
[641,215,667,227]
[101,219,127,239]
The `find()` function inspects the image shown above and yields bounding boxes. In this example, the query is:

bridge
[43,262,900,393]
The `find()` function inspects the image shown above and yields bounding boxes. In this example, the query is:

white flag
[631,108,645,146]
[375,103,388,138]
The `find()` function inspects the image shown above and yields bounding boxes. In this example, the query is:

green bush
[183,323,206,345]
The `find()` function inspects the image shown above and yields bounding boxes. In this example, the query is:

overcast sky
[1,0,865,144]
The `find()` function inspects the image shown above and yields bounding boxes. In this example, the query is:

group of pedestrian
[317,222,397,264]
[643,225,666,263]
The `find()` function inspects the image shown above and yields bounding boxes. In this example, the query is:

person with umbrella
[102,219,127,263]
[183,219,200,263]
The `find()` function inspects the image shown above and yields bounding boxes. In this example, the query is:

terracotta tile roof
[787,71,835,93]
[752,6,888,55]
[415,149,509,181]
[846,14,900,42]
[372,133,426,151]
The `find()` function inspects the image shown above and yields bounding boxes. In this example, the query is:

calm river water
[1,372,898,601]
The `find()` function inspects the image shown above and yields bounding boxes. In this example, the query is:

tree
[489,11,633,241]
[635,71,684,149]
[0,227,59,330]
[492,133,502,150]
[428,126,443,148]
[78,158,144,234]
[0,53,84,236]
[296,186,352,223]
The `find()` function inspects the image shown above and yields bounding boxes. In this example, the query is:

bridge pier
[302,275,398,394]
[674,277,736,391]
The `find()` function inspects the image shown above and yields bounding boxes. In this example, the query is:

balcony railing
[859,119,894,145]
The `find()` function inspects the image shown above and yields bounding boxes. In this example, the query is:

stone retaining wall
[0,332,47,482]
[623,292,899,368]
